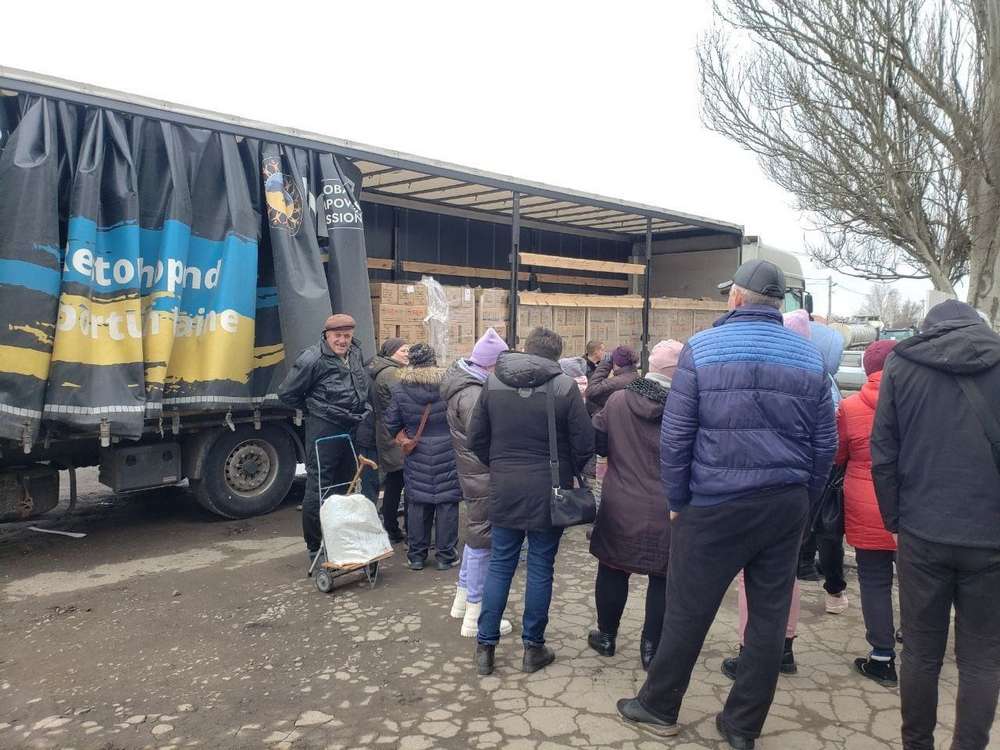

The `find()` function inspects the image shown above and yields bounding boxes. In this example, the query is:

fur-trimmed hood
[399,366,447,386]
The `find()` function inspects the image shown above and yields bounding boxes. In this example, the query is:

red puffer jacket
[835,370,897,551]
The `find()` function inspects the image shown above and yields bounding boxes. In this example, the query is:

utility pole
[827,276,833,319]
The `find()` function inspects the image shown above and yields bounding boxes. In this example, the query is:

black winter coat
[384,366,461,506]
[590,377,671,576]
[871,315,1000,550]
[369,355,404,473]
[277,339,370,429]
[440,360,492,549]
[469,352,594,530]
[585,360,638,416]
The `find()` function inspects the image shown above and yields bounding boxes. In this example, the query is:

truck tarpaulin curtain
[0,94,373,445]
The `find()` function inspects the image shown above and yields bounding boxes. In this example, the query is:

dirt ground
[0,470,991,750]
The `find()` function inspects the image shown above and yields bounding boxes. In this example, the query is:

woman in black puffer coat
[384,344,461,571]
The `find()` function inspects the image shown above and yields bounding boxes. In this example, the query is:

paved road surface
[0,469,989,749]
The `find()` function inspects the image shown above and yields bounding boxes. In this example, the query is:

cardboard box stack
[443,285,476,358]
[551,306,587,358]
[371,282,429,345]
[475,289,509,341]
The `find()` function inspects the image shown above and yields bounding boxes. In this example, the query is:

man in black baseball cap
[616,256,835,748]
[717,258,786,301]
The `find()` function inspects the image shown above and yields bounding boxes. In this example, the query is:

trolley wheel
[315,568,335,594]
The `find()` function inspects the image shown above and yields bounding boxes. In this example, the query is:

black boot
[587,630,616,657]
[522,644,555,673]
[722,640,796,681]
[854,656,897,687]
[616,698,679,737]
[475,644,495,676]
[716,713,755,749]
[721,647,741,680]
[781,637,798,674]
[640,638,657,671]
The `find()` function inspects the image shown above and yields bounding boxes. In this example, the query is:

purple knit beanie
[470,327,508,368]
[611,345,637,368]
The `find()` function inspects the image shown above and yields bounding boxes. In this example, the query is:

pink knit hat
[470,327,508,368]
[648,339,683,378]
[783,309,812,339]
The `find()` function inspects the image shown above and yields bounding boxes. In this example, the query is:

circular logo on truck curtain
[261,157,303,236]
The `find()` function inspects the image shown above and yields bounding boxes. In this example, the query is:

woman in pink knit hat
[587,339,682,670]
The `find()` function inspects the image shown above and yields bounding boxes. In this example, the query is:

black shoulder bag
[812,464,846,539]
[545,382,597,527]
[953,374,1000,474]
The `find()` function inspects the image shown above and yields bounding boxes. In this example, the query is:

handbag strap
[412,403,432,445]
[953,374,1000,472]
[544,383,561,490]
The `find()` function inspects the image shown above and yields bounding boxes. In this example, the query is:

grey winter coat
[369,355,405,474]
[440,359,492,549]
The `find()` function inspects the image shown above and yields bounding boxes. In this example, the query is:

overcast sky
[3,0,934,317]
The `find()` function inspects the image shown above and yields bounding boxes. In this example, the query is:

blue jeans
[477,525,563,647]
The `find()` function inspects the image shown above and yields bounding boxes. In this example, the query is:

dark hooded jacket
[440,359,492,548]
[468,351,594,530]
[590,377,672,576]
[368,355,405,473]
[871,302,1000,549]
[585,360,639,416]
[384,366,461,506]
[277,338,370,429]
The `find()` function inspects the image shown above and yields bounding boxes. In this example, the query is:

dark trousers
[407,501,459,565]
[801,531,847,594]
[381,469,406,538]
[638,487,808,741]
[595,563,666,645]
[897,532,1000,750]
[303,418,356,552]
[855,548,896,657]
[478,525,563,646]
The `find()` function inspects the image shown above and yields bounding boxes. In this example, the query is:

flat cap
[324,313,356,331]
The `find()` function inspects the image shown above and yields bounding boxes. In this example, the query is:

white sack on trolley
[320,494,392,566]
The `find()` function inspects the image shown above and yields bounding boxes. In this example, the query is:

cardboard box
[587,309,617,346]
[370,281,429,307]
[475,288,509,340]
[552,307,586,337]
[617,308,643,349]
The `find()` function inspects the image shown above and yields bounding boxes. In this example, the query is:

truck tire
[191,425,296,519]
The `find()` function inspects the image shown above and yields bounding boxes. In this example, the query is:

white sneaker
[461,601,512,637]
[450,587,468,619]
[825,592,849,615]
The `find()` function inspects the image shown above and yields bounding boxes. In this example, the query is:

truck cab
[740,238,812,314]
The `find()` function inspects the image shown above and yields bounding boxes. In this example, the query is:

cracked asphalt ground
[1,469,993,749]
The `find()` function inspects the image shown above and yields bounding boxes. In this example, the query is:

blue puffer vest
[661,305,838,511]
[383,366,461,506]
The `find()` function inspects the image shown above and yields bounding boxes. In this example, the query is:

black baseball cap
[718,259,786,299]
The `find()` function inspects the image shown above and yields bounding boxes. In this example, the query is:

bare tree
[859,284,923,327]
[699,0,1000,325]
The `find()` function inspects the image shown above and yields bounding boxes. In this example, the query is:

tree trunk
[968,0,1000,327]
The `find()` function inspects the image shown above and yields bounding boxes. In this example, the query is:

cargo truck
[0,68,752,523]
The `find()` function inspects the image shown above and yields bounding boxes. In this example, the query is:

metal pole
[827,276,833,319]
[508,191,521,348]
[641,217,653,371]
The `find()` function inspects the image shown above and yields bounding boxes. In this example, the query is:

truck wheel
[191,425,296,519]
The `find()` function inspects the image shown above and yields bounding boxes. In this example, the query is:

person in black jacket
[468,327,594,676]
[277,314,371,567]
[384,344,462,571]
[871,299,1000,750]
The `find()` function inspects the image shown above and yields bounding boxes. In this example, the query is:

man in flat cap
[278,313,372,567]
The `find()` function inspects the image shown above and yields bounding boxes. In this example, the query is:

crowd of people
[277,259,1000,750]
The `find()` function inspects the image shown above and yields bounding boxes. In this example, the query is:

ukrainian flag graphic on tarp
[0,94,373,446]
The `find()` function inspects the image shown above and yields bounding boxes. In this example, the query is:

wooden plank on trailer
[519,251,645,276]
